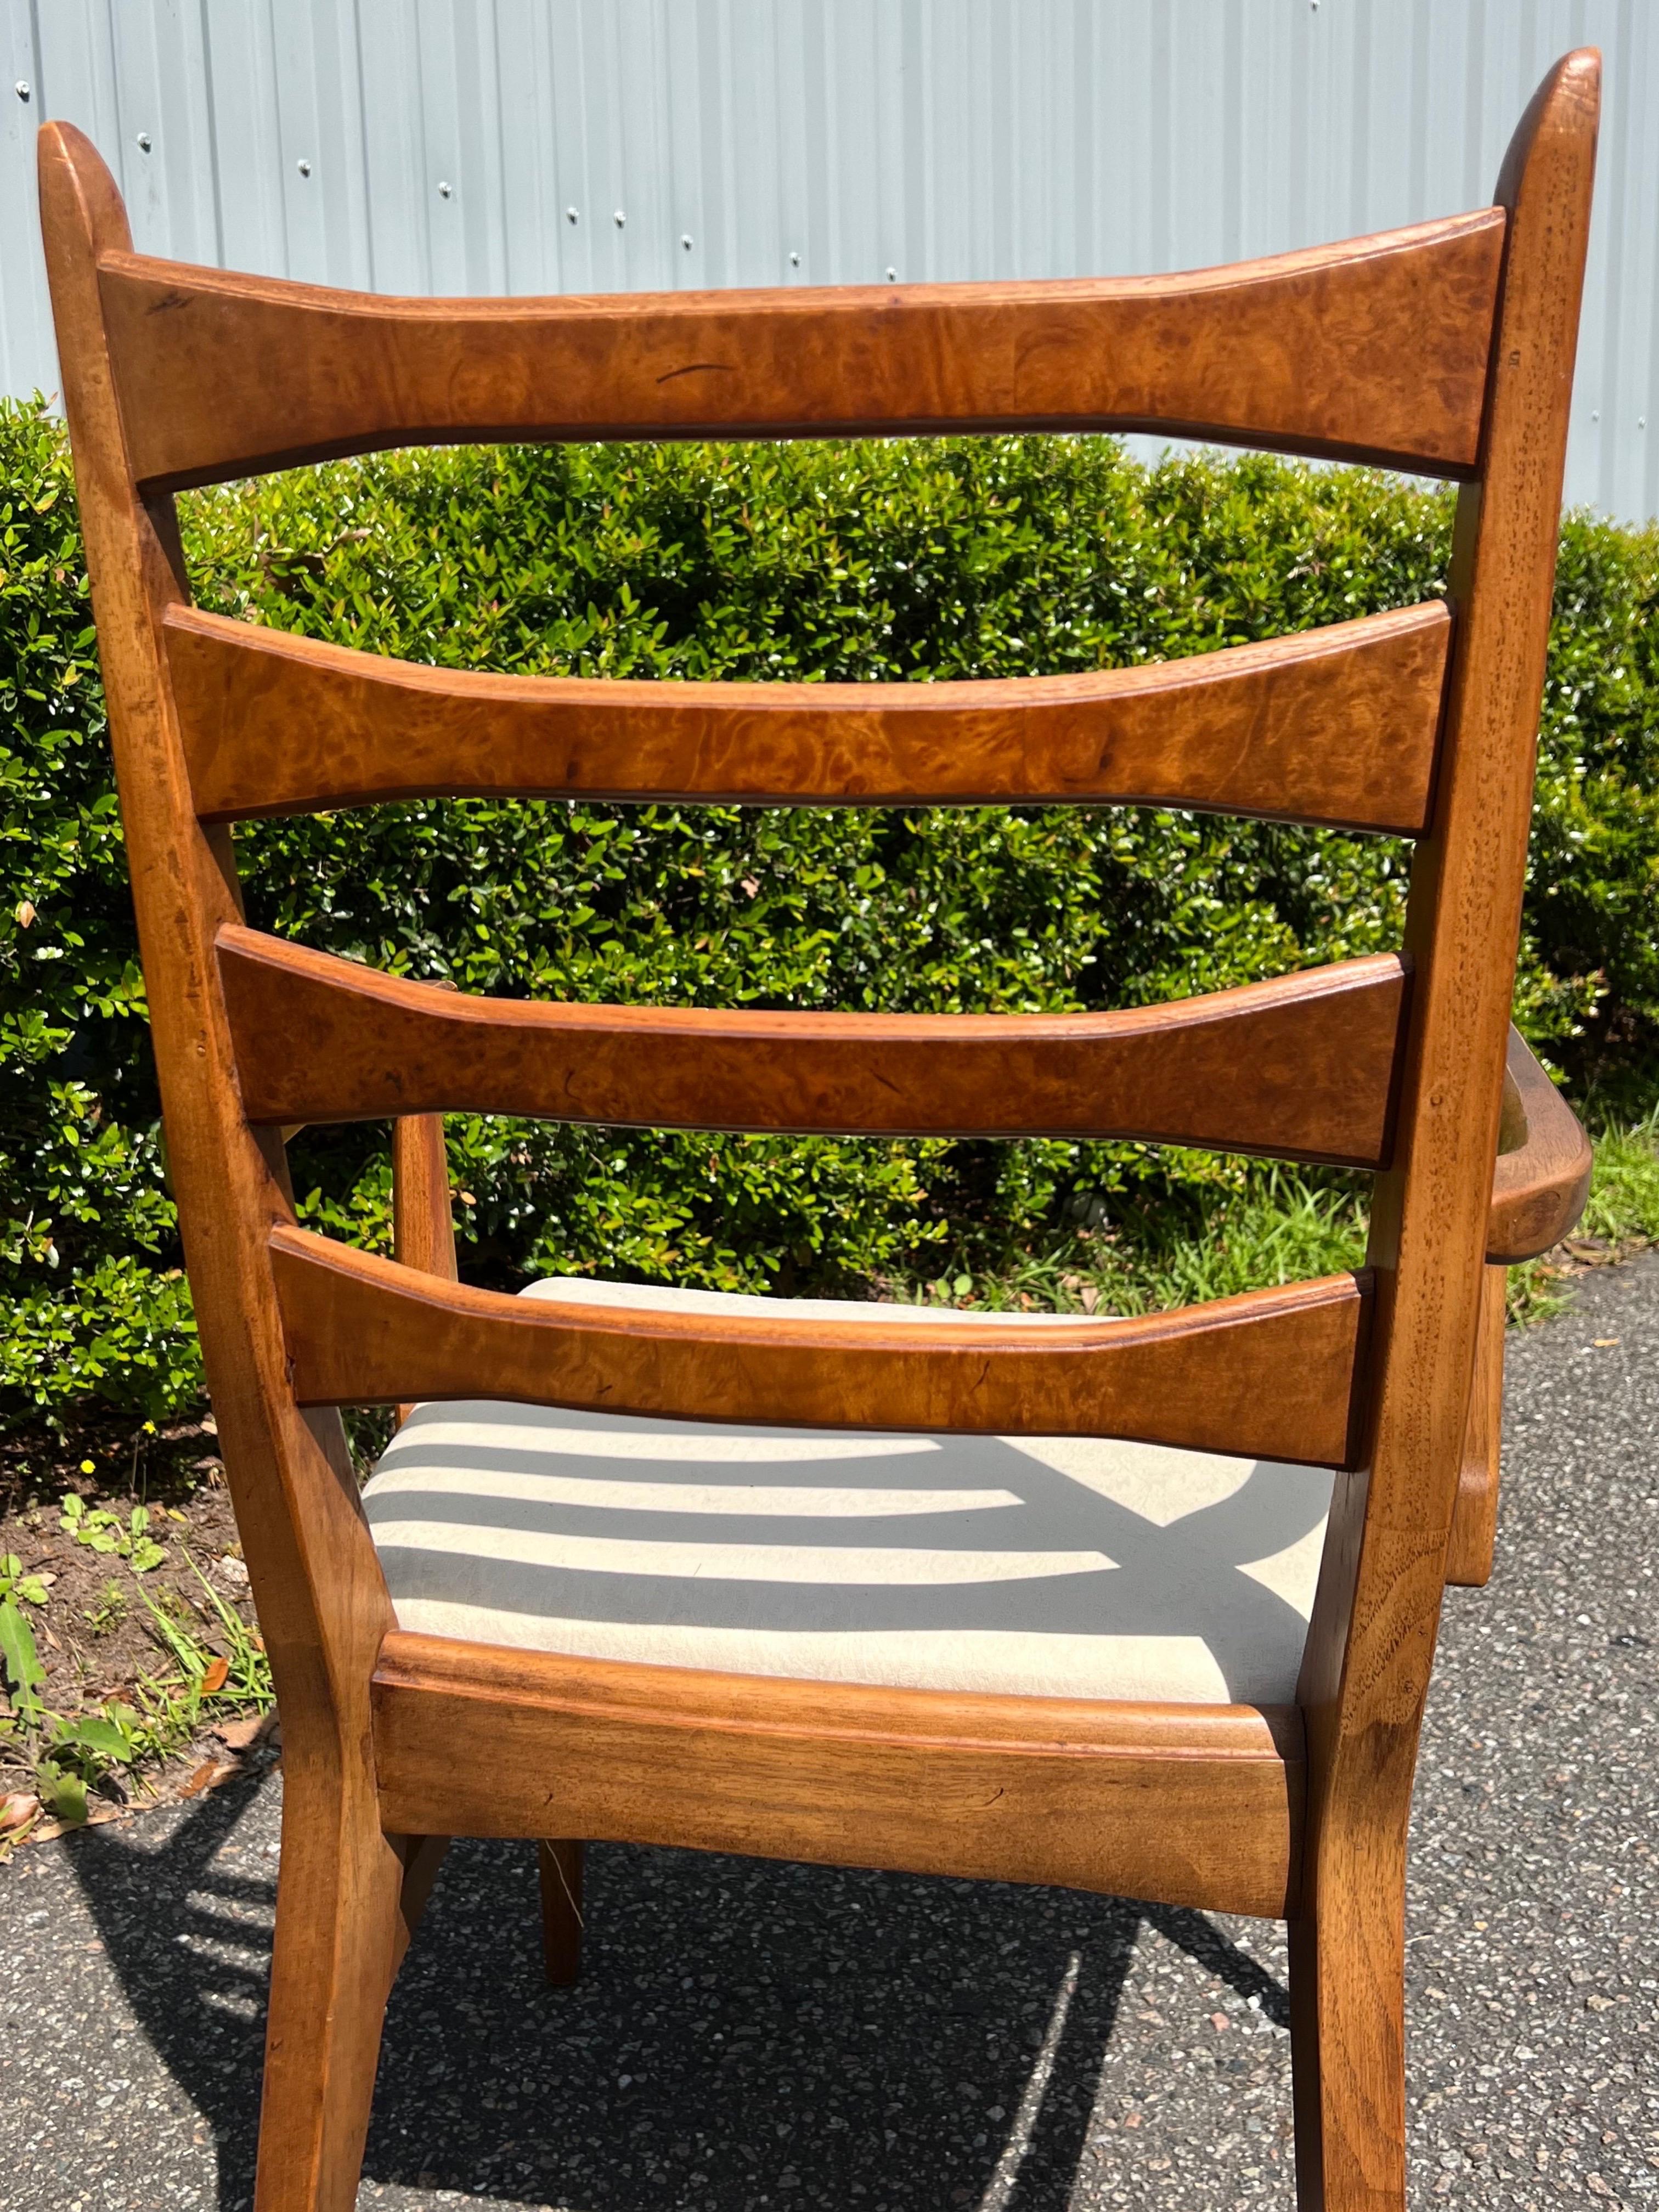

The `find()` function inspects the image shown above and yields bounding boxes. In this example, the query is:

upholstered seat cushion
[363,1277,1334,1706]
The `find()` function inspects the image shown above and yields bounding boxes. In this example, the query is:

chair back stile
[1289,56,1598,2206]
[37,51,1598,2212]
[35,123,398,1861]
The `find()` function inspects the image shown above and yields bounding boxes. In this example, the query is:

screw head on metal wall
[566,207,578,224]
[614,210,625,227]
[297,159,312,178]
[14,82,29,101]
[681,234,693,250]
[438,180,453,199]
[136,132,152,152]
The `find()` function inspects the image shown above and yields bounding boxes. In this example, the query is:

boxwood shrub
[3,398,1656,1421]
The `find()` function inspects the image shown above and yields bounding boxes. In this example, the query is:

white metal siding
[3,0,1654,517]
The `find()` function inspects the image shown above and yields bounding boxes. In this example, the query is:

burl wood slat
[219,924,1408,1168]
[269,1222,1369,1468]
[101,211,1503,490]
[166,598,1451,832]
[372,1630,1305,1921]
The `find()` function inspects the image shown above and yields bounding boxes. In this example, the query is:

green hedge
[3,398,1657,1421]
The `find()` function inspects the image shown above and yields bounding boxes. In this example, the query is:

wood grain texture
[373,1630,1304,1921]
[219,924,1409,1168]
[166,597,1452,833]
[392,1116,457,1280]
[391,1113,456,1430]
[104,213,1504,492]
[1291,54,1599,2212]
[1487,1026,1593,1262]
[37,120,403,2212]
[42,51,1601,2210]
[268,1220,1370,1468]
[1444,1266,1506,1589]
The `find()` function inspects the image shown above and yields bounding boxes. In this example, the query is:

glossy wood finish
[221,924,1409,1167]
[1444,1267,1507,1589]
[1290,55,1599,2212]
[104,212,1505,493]
[373,1631,1305,1921]
[391,1112,456,1431]
[41,53,1599,2212]
[167,597,1452,833]
[37,121,403,2212]
[1488,1026,1594,1262]
[391,1115,458,1276]
[270,1221,1370,1468]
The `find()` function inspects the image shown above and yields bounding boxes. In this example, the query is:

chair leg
[538,1839,585,1986]
[1288,1861,1408,2212]
[254,1769,407,2212]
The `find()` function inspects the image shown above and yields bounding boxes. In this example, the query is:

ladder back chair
[40,50,1597,2212]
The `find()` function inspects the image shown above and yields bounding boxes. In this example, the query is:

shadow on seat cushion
[362,1277,1334,1706]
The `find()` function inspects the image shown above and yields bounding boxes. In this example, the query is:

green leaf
[0,1596,46,1727]
[53,1713,137,1767]
[35,1759,87,1826]
[128,1538,165,1573]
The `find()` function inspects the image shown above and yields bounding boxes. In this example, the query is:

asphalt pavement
[3,1256,1656,2211]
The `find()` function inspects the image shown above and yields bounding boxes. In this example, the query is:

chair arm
[1486,1028,1592,1264]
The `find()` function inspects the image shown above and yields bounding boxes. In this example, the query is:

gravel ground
[2,1256,1656,2211]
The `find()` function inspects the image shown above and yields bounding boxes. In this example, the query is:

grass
[1,1540,273,1852]
[890,1116,1659,1325]
[1506,1104,1659,1321]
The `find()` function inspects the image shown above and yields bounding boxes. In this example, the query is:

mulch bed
[0,1406,272,1832]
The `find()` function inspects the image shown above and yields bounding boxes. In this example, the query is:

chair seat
[364,1277,1334,1706]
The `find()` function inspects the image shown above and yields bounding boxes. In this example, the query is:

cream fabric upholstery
[363,1276,1334,1706]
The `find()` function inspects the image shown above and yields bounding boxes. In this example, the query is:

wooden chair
[38,49,1597,2212]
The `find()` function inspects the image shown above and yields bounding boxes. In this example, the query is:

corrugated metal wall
[3,0,1654,517]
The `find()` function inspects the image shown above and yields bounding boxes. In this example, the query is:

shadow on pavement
[61,1774,1288,2210]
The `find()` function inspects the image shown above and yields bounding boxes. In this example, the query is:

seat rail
[372,1627,1305,1919]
